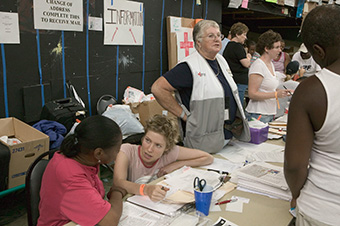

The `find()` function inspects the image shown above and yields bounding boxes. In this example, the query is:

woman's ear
[94,148,104,161]
[264,46,269,54]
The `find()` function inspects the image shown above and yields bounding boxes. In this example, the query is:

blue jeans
[237,84,248,107]
[246,112,275,123]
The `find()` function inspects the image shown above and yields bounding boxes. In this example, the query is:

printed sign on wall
[104,0,143,45]
[33,0,83,31]
[0,12,20,44]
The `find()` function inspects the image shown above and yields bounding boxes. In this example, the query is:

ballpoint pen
[283,85,293,96]
[215,197,238,205]
[207,169,229,175]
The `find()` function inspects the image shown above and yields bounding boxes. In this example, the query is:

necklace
[215,64,220,77]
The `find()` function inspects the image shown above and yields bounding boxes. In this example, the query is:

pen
[283,85,293,96]
[207,169,229,175]
[215,197,238,205]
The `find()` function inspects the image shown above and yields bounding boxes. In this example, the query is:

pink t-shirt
[272,52,285,74]
[37,152,111,226]
[121,143,180,183]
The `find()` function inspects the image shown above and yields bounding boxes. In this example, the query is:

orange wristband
[139,184,146,196]
[275,91,280,109]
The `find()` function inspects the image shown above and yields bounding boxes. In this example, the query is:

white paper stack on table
[268,115,287,138]
[235,162,291,201]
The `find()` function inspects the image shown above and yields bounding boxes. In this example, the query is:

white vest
[177,51,250,153]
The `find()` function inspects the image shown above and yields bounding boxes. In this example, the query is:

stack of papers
[268,116,287,138]
[218,140,284,163]
[235,162,291,201]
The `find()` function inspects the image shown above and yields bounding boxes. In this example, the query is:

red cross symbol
[180,32,194,57]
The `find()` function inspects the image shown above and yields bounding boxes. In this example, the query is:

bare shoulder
[293,76,325,102]
[291,75,327,130]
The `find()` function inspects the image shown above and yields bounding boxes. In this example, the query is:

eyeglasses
[204,33,224,40]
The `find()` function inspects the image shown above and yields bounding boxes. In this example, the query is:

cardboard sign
[167,16,200,70]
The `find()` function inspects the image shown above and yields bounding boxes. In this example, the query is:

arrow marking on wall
[129,28,137,43]
[111,27,118,41]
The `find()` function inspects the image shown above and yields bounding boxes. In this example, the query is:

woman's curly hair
[144,114,180,151]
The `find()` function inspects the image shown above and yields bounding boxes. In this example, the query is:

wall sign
[104,0,144,45]
[0,12,20,44]
[33,0,83,31]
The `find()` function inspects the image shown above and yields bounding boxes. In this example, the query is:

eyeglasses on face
[204,33,224,40]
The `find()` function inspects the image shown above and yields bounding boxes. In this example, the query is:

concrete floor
[0,165,114,226]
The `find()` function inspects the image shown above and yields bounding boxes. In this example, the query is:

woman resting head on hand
[113,114,213,202]
[38,115,125,226]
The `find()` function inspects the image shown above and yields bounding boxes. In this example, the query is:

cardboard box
[128,100,175,127]
[249,126,269,144]
[0,117,49,189]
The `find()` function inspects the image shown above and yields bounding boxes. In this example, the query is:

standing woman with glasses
[222,22,251,107]
[152,20,250,154]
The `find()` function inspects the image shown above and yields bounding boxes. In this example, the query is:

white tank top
[297,68,340,225]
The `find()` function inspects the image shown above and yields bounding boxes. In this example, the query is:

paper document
[218,140,284,163]
[235,162,291,200]
[213,217,238,226]
[163,167,221,193]
[126,195,183,216]
[251,151,284,163]
[200,157,243,174]
[237,162,288,189]
[118,202,162,225]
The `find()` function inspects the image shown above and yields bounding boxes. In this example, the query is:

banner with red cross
[176,28,195,63]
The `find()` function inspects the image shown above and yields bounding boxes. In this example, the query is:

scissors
[193,177,206,191]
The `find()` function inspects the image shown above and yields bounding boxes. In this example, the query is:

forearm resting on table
[97,189,124,226]
[163,157,213,173]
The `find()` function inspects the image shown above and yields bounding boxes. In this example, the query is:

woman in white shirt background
[246,30,293,123]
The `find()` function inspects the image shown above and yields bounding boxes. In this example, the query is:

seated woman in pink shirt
[38,115,125,226]
[113,114,213,202]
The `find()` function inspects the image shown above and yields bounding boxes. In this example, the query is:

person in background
[223,22,251,106]
[283,60,306,82]
[151,20,250,154]
[292,43,321,77]
[284,5,340,226]
[246,40,261,65]
[113,114,213,202]
[245,30,292,123]
[272,40,291,74]
[38,115,125,226]
[218,31,231,55]
[275,61,300,118]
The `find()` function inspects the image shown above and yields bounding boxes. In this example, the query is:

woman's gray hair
[193,20,220,49]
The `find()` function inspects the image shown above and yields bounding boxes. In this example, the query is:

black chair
[96,94,117,115]
[25,151,50,226]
